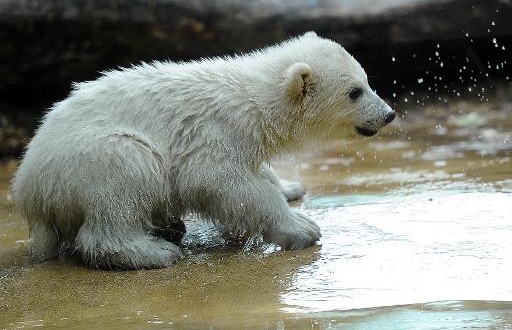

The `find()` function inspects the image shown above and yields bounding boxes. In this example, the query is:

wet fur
[12,32,392,270]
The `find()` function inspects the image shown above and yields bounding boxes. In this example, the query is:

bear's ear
[285,62,314,103]
[303,31,318,38]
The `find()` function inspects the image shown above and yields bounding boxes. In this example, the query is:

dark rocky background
[1,0,511,157]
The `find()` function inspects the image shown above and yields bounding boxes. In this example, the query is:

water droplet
[391,57,396,62]
[491,21,495,26]
[440,62,444,68]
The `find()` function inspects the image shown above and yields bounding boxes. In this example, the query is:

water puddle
[1,99,511,329]
[285,191,512,313]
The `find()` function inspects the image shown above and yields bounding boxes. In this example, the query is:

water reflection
[284,191,512,312]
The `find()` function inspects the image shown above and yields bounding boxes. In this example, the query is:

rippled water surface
[1,100,511,329]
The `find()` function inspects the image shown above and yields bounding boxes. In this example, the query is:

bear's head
[275,32,395,143]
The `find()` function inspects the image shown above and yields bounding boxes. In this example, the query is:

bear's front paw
[281,180,306,202]
[263,212,321,250]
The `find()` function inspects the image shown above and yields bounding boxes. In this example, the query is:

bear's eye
[348,87,362,101]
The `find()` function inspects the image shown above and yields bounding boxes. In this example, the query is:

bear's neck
[225,56,310,163]
[147,57,307,168]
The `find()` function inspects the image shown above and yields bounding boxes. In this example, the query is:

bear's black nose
[385,112,396,124]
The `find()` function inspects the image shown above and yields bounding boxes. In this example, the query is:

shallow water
[1,100,512,329]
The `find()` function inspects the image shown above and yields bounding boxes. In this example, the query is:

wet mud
[1,99,511,329]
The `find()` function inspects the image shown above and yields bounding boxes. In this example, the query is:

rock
[0,0,511,157]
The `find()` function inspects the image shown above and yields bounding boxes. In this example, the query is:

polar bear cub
[12,32,395,269]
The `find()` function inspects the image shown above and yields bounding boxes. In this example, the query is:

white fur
[12,32,394,269]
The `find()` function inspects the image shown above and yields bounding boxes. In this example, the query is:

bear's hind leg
[75,215,182,270]
[29,221,60,262]
[73,132,182,269]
